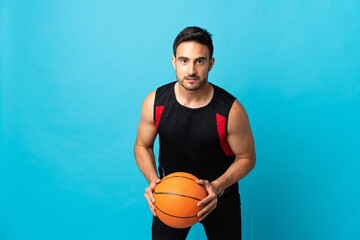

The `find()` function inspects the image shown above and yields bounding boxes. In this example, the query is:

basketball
[154,172,208,229]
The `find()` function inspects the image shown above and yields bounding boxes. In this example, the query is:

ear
[171,56,176,70]
[208,57,215,71]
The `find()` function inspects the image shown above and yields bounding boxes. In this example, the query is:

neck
[175,82,214,108]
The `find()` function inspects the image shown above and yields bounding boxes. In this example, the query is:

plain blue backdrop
[1,0,359,239]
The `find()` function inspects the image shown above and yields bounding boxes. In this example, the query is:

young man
[134,26,256,239]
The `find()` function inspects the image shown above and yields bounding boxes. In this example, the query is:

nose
[188,62,197,75]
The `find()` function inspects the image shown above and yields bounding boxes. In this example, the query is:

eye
[181,59,188,64]
[196,60,204,64]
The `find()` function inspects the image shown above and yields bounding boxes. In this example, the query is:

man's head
[173,26,214,59]
[172,26,215,91]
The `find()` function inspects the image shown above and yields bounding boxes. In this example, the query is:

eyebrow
[178,56,208,61]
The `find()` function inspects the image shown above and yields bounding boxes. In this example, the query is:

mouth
[185,77,199,82]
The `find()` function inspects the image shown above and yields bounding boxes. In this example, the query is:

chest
[157,104,220,149]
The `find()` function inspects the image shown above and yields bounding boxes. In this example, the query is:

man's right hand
[144,178,161,217]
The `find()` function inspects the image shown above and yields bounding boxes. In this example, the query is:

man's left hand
[196,179,219,221]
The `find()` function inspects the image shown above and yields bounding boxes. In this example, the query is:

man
[134,26,256,239]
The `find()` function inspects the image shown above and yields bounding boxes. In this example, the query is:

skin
[134,41,256,221]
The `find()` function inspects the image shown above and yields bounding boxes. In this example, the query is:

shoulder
[157,81,175,90]
[211,83,236,117]
[212,83,236,104]
[143,82,175,107]
[141,82,176,122]
[228,100,250,134]
[141,90,157,123]
[156,82,175,96]
[229,100,247,119]
[155,81,176,106]
[143,89,156,106]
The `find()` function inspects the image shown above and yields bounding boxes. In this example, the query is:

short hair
[173,26,214,59]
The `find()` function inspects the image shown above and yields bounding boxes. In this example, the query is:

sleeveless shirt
[154,81,240,205]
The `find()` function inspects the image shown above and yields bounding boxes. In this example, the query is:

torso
[154,81,240,205]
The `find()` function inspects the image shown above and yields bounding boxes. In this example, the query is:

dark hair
[173,26,214,59]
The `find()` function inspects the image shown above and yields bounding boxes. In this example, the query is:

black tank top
[154,81,240,205]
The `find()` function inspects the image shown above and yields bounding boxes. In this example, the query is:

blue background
[1,0,359,239]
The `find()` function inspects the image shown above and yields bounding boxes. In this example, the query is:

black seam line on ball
[161,176,197,183]
[155,205,198,219]
[154,192,202,201]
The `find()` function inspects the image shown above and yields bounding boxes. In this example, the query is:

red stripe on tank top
[155,106,165,129]
[216,113,234,156]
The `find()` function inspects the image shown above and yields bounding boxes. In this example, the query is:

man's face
[172,41,214,91]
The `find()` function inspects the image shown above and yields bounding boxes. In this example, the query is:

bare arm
[134,90,161,216]
[197,100,256,220]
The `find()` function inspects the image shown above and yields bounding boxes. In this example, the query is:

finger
[150,179,161,191]
[196,180,212,195]
[197,196,210,207]
[145,187,156,203]
[199,212,210,222]
[144,193,157,217]
[144,192,155,208]
[198,199,217,220]
[197,192,216,207]
[196,179,209,186]
[198,200,216,217]
[198,205,216,221]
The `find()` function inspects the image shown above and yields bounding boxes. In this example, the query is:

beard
[177,74,208,91]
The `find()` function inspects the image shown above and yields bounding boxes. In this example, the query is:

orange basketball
[154,172,208,229]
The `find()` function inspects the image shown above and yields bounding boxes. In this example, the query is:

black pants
[152,202,241,240]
